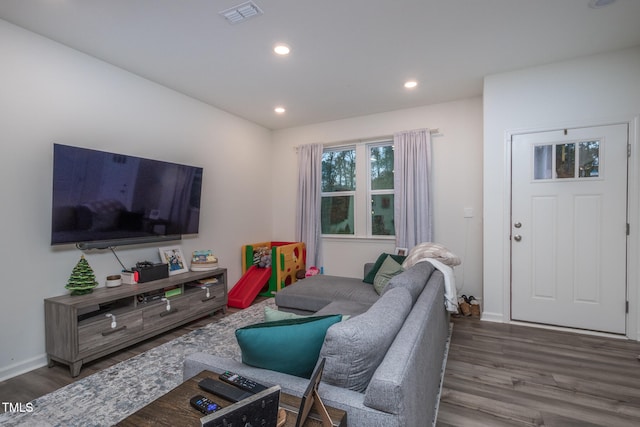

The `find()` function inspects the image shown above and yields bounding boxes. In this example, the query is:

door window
[533,140,600,181]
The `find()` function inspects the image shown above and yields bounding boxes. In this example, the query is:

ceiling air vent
[219,1,264,24]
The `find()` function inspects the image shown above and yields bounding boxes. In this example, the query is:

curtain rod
[295,128,442,151]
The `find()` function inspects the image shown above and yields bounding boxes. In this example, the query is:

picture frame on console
[159,246,189,275]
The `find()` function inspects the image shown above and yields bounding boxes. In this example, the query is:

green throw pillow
[235,315,342,378]
[363,253,407,284]
[373,255,404,294]
[264,306,309,322]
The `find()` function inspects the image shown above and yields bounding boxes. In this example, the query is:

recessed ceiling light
[588,0,616,8]
[274,44,290,55]
[404,80,418,89]
[274,107,286,114]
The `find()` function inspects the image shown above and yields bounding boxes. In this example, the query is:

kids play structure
[227,241,306,309]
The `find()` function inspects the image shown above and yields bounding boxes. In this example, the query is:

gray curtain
[394,128,433,249]
[296,143,324,268]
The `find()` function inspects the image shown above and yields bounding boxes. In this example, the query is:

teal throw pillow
[235,315,342,378]
[373,255,405,295]
[363,253,407,284]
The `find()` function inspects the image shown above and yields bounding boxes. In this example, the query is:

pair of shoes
[468,296,481,317]
[458,295,472,316]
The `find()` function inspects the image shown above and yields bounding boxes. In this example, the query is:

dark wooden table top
[116,370,347,427]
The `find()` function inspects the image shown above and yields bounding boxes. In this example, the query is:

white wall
[271,98,484,298]
[0,19,273,380]
[483,46,640,338]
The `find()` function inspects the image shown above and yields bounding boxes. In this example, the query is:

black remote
[190,394,220,415]
[199,377,253,402]
[219,371,268,394]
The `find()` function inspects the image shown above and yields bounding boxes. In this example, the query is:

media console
[44,268,227,377]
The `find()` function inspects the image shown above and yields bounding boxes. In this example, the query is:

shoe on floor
[458,296,472,316]
[468,296,481,317]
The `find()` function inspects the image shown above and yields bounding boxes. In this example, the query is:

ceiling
[1,0,639,130]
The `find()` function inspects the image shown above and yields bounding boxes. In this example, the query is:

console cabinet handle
[102,325,127,336]
[160,308,179,317]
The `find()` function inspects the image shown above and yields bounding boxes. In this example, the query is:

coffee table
[116,370,347,427]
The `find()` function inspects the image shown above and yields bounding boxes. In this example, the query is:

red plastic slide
[227,266,272,309]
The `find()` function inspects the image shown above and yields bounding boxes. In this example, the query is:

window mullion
[354,144,367,237]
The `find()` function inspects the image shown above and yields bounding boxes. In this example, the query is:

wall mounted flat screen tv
[51,144,203,249]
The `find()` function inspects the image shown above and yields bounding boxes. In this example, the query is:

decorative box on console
[133,262,169,283]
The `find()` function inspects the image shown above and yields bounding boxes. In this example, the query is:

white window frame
[321,139,395,239]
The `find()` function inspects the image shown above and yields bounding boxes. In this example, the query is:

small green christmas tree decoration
[65,255,98,295]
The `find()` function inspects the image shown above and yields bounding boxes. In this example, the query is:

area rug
[0,298,276,427]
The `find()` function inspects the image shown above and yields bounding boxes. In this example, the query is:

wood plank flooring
[3,302,640,426]
[438,316,640,426]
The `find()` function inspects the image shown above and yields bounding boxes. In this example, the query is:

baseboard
[0,354,48,382]
[480,311,504,323]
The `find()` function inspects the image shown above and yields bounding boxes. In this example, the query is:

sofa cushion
[235,314,342,378]
[314,300,369,318]
[318,287,413,392]
[363,253,407,284]
[264,305,308,322]
[373,255,405,295]
[382,261,434,304]
[275,274,380,312]
[265,305,352,322]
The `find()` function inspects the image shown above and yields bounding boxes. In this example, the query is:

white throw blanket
[405,257,459,313]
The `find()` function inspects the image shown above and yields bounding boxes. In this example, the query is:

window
[533,140,600,180]
[321,141,395,237]
[370,144,395,236]
[321,148,355,234]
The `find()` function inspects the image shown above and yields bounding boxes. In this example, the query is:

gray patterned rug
[0,298,275,427]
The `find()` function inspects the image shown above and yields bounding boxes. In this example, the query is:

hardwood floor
[438,316,640,426]
[3,302,640,426]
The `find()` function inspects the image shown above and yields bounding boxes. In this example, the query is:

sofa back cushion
[364,270,448,422]
[382,261,434,304]
[318,287,413,392]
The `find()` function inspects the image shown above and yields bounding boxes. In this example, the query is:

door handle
[513,235,522,242]
[514,222,522,228]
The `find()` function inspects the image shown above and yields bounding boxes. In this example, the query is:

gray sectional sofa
[183,259,450,427]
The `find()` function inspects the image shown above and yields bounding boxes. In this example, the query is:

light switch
[463,208,473,218]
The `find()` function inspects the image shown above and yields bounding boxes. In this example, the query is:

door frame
[502,116,640,340]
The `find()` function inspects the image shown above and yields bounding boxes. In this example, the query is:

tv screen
[51,144,203,249]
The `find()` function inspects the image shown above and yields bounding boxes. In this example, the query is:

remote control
[219,371,268,394]
[199,377,253,402]
[190,394,220,415]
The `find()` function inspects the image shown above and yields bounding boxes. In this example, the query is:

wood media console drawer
[187,285,225,314]
[142,297,190,329]
[78,310,143,354]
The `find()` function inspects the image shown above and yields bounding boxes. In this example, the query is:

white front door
[511,124,628,334]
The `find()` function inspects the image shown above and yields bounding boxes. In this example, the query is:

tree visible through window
[321,148,355,234]
[370,144,394,235]
[321,142,395,236]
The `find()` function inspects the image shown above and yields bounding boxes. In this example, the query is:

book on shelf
[191,249,218,271]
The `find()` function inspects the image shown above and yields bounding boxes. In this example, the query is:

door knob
[514,222,522,228]
[513,235,522,242]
